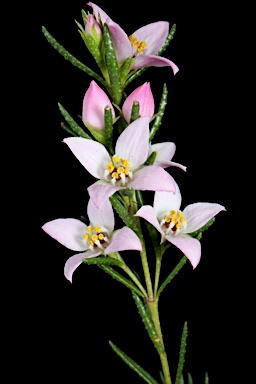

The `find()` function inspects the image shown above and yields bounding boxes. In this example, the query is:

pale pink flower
[85,14,102,39]
[122,82,154,123]
[149,142,187,171]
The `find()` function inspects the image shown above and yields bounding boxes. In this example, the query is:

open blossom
[87,2,179,74]
[149,142,187,171]
[42,198,142,282]
[122,82,154,123]
[83,80,115,130]
[134,182,226,268]
[63,116,176,210]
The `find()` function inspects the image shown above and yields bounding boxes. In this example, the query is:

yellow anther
[91,234,98,242]
[177,211,182,217]
[180,217,186,223]
[121,159,129,166]
[88,240,94,246]
[117,166,124,174]
[172,217,178,223]
[176,223,181,229]
[129,35,136,42]
[112,155,119,162]
[112,172,119,179]
[87,225,92,232]
[107,162,114,172]
[95,226,101,233]
[98,233,104,240]
[84,233,89,240]
[170,210,176,215]
[137,41,147,53]
[124,168,130,175]
[165,216,171,223]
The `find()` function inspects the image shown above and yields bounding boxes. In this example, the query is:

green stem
[147,299,172,384]
[140,241,154,300]
[154,255,162,297]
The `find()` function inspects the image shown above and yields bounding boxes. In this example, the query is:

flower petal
[88,2,111,24]
[183,203,226,233]
[115,116,150,169]
[134,205,164,235]
[129,166,176,193]
[108,20,133,64]
[87,197,114,233]
[132,55,179,75]
[88,181,121,210]
[122,82,154,123]
[105,227,142,254]
[151,142,187,171]
[63,137,110,179]
[154,185,181,219]
[83,80,115,130]
[165,234,201,269]
[42,218,87,251]
[132,22,169,55]
[64,250,101,282]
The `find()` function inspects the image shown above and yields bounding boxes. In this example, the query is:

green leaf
[83,256,124,268]
[81,9,88,25]
[120,57,133,85]
[187,372,193,384]
[130,101,140,123]
[125,67,147,87]
[104,105,114,153]
[103,23,123,105]
[109,341,159,384]
[84,122,106,144]
[149,84,168,142]
[132,292,164,354]
[109,194,142,239]
[135,190,144,209]
[189,217,215,238]
[144,151,157,165]
[180,376,184,384]
[58,103,92,139]
[160,371,166,384]
[157,256,187,297]
[157,24,176,56]
[204,372,209,384]
[42,26,107,88]
[60,122,77,136]
[98,265,144,297]
[175,322,188,384]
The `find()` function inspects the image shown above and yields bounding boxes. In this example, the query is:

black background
[27,1,244,383]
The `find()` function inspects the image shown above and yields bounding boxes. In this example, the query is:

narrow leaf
[135,190,144,209]
[103,23,123,105]
[98,265,144,297]
[149,84,168,142]
[204,372,209,384]
[160,371,166,384]
[83,256,124,268]
[132,292,164,353]
[60,122,78,136]
[189,218,215,238]
[187,372,193,384]
[125,67,147,87]
[104,106,114,153]
[157,24,176,56]
[58,103,92,139]
[144,151,157,166]
[42,26,107,87]
[175,322,188,384]
[130,101,140,123]
[109,341,159,384]
[120,57,133,84]
[157,256,187,297]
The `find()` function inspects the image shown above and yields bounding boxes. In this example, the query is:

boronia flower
[122,82,154,123]
[42,198,142,282]
[83,80,115,131]
[84,13,102,44]
[134,182,226,268]
[63,116,176,210]
[149,142,187,171]
[87,2,179,74]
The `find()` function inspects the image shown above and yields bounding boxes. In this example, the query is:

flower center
[83,225,109,250]
[104,155,133,186]
[160,210,187,236]
[129,35,147,54]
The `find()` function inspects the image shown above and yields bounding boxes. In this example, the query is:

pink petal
[154,180,181,218]
[105,227,142,254]
[63,137,110,179]
[132,22,169,55]
[165,234,201,269]
[88,181,121,210]
[150,142,187,171]
[87,197,114,233]
[108,20,133,64]
[122,83,154,123]
[64,250,101,283]
[134,205,163,235]
[87,2,111,24]
[183,203,226,233]
[129,166,176,193]
[83,80,115,130]
[42,219,87,251]
[132,55,179,75]
[115,116,150,169]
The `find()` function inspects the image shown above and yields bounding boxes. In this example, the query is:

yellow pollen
[112,172,119,179]
[117,166,124,174]
[107,162,114,172]
[95,226,101,233]
[121,159,129,166]
[170,210,176,215]
[180,217,186,223]
[137,41,147,53]
[165,216,171,223]
[87,225,92,232]
[91,234,98,242]
[112,155,119,162]
[84,233,89,240]
[98,233,104,240]
[177,211,182,217]
[124,168,130,175]
[176,223,181,229]
[172,217,178,223]
[88,240,94,246]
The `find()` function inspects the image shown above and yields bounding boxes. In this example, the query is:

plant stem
[122,264,148,298]
[147,299,172,384]
[154,255,162,297]
[140,240,154,300]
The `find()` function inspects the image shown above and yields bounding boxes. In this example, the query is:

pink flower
[83,80,115,131]
[42,198,142,282]
[134,182,226,268]
[122,82,154,123]
[87,2,179,74]
[149,142,187,171]
[85,14,102,40]
[63,116,176,210]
